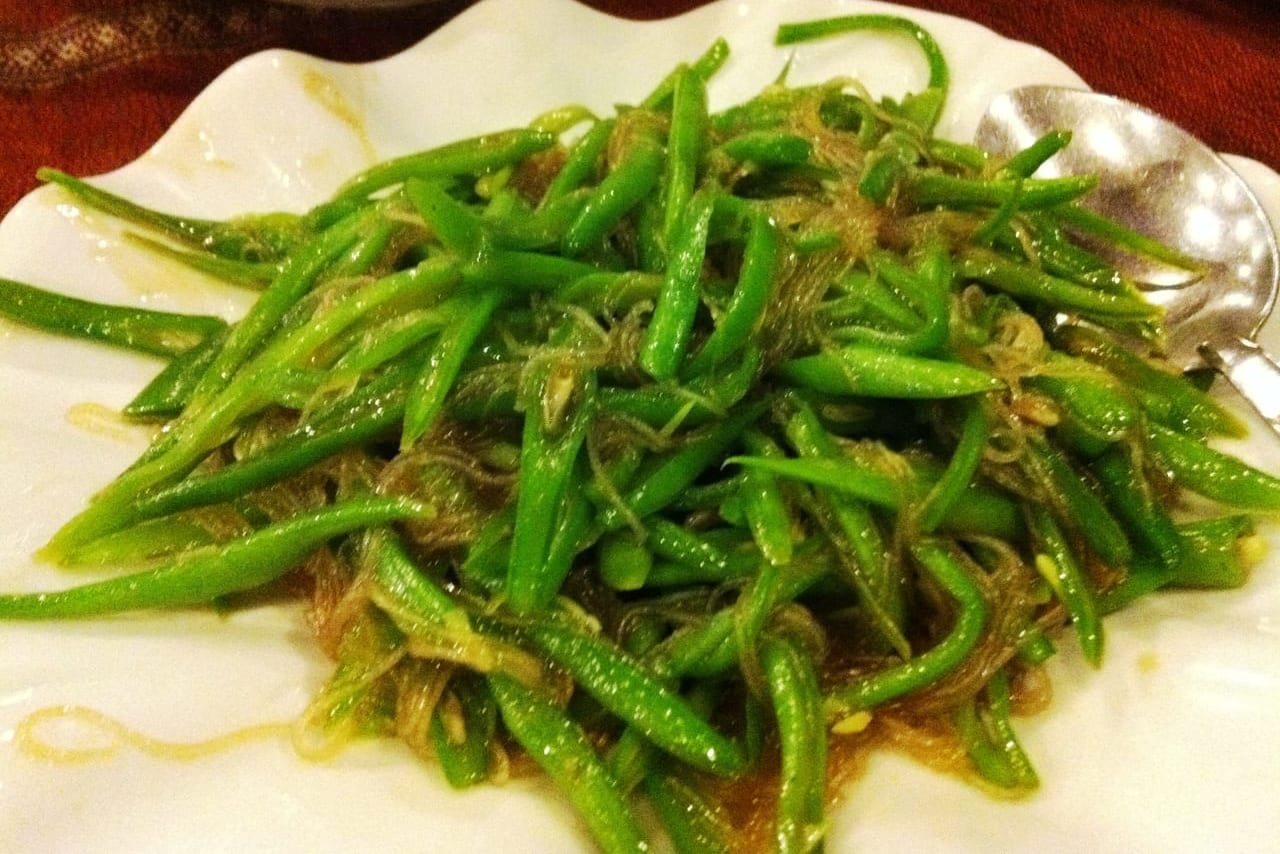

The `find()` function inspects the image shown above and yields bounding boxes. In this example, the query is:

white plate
[2,1,1278,851]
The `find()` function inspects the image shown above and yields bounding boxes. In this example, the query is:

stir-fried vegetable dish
[1,13,1276,853]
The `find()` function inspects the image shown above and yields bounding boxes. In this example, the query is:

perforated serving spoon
[975,85,1280,436]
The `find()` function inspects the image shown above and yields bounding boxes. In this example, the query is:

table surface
[1,0,1278,216]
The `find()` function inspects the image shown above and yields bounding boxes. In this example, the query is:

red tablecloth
[2,0,1278,216]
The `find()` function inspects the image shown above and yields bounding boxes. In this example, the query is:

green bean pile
[3,13,1279,853]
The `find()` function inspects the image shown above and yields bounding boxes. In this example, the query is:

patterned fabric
[0,4,280,91]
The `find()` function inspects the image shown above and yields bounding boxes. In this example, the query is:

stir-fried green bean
[0,276,226,358]
[5,11,1279,853]
[761,633,827,853]
[489,673,650,854]
[0,497,427,618]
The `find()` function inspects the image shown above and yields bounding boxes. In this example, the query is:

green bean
[562,125,666,257]
[761,633,826,854]
[123,326,228,419]
[777,345,1002,398]
[0,496,426,619]
[1023,435,1132,568]
[957,247,1159,322]
[401,287,502,449]
[584,444,645,518]
[875,246,950,356]
[506,365,596,612]
[543,119,615,205]
[775,14,949,130]
[598,403,765,530]
[1098,515,1257,612]
[538,471,594,593]
[910,458,1025,541]
[916,399,989,534]
[45,259,456,558]
[997,130,1072,179]
[599,531,654,591]
[639,189,716,380]
[827,539,989,713]
[597,345,760,429]
[38,168,308,262]
[1017,626,1057,665]
[716,131,813,168]
[329,215,402,280]
[523,619,746,775]
[368,527,462,624]
[60,516,216,567]
[955,667,1038,790]
[430,671,497,789]
[320,129,556,215]
[858,129,918,205]
[652,619,738,683]
[330,303,454,376]
[662,65,709,254]
[122,353,418,525]
[404,177,485,258]
[245,260,452,389]
[667,473,748,513]
[684,209,779,376]
[728,453,1021,541]
[826,267,925,331]
[732,560,783,690]
[969,176,1025,247]
[458,506,514,597]
[928,138,988,172]
[557,270,663,312]
[1027,505,1103,666]
[1030,355,1141,446]
[640,37,731,111]
[782,402,909,653]
[487,188,593,251]
[645,558,752,589]
[644,769,733,854]
[527,104,595,136]
[739,431,794,567]
[1091,446,1183,570]
[909,173,1097,210]
[489,673,649,854]
[1053,203,1207,275]
[983,673,1033,784]
[644,519,736,582]
[954,697,1008,786]
[647,546,830,681]
[462,248,600,292]
[1168,515,1257,588]
[1144,421,1280,511]
[1010,213,1130,293]
[185,206,371,411]
[123,232,278,289]
[0,277,226,358]
[1053,325,1244,438]
[606,727,654,796]
[915,239,956,295]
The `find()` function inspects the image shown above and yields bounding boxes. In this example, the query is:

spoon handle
[1201,338,1280,436]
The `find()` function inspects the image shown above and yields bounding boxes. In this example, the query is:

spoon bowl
[976,85,1280,433]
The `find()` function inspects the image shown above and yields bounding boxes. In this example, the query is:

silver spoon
[975,85,1280,435]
